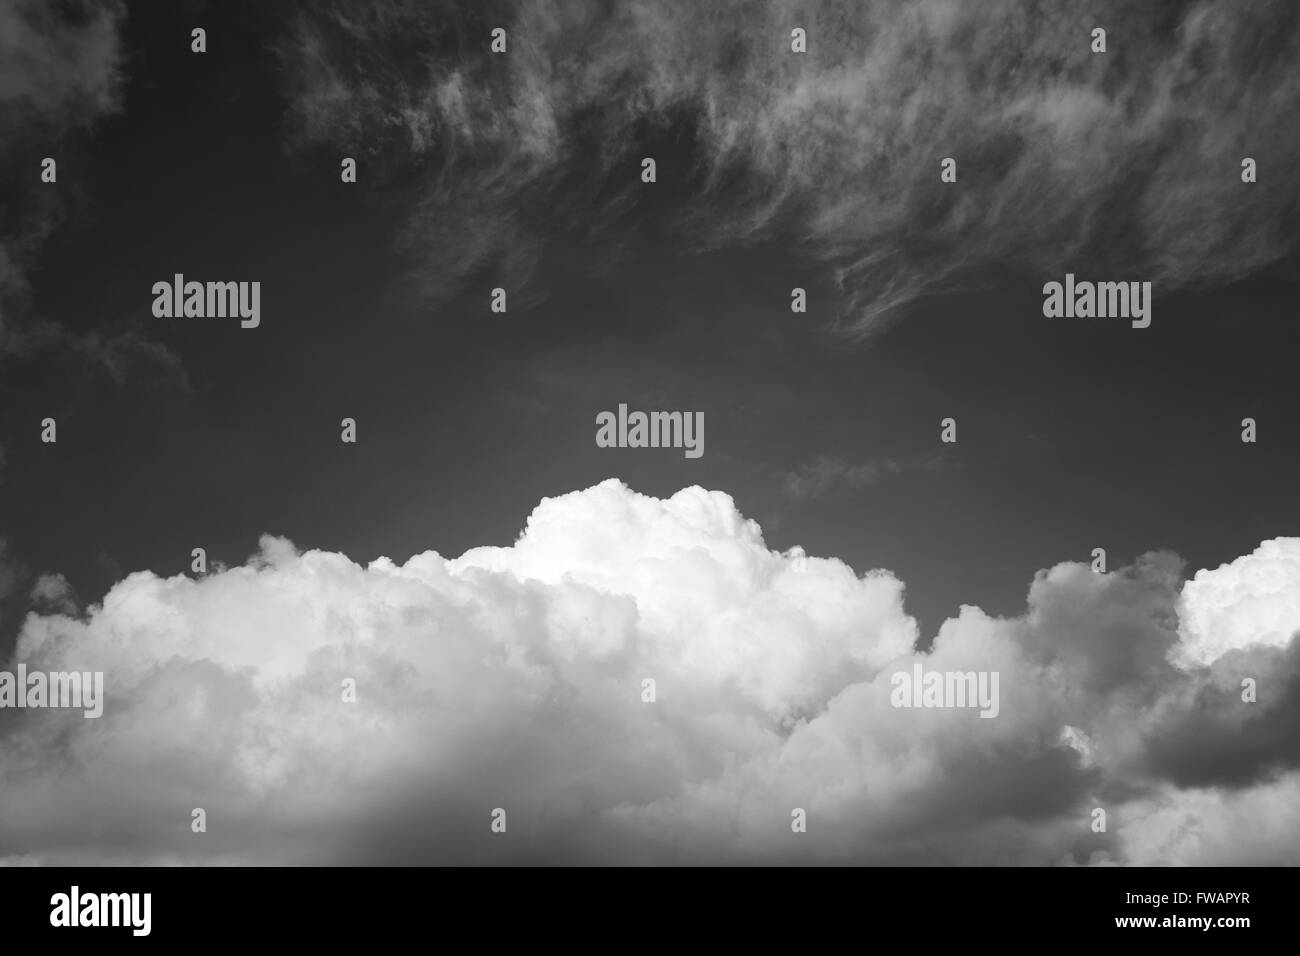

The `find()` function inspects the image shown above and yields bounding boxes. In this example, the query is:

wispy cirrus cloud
[0,0,187,389]
[781,456,902,502]
[278,0,1300,336]
[0,0,126,345]
[780,451,952,502]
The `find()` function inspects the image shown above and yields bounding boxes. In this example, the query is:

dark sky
[2,0,1298,649]
[3,0,1300,869]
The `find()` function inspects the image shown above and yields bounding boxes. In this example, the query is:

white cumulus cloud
[1175,538,1300,668]
[0,480,1296,864]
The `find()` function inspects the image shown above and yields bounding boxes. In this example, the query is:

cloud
[1111,771,1300,866]
[0,0,186,387]
[0,0,126,338]
[30,573,78,616]
[781,456,901,501]
[278,0,1300,335]
[0,0,125,123]
[0,537,28,660]
[780,451,949,502]
[1175,537,1300,668]
[0,479,1295,864]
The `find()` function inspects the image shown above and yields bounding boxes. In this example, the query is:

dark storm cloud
[1006,552,1300,793]
[1015,552,1186,697]
[279,0,1300,336]
[1139,641,1300,788]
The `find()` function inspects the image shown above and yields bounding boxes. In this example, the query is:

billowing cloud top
[279,0,1300,334]
[2,480,1297,865]
[1176,538,1300,668]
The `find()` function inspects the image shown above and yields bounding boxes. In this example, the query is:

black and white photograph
[1,0,1297,937]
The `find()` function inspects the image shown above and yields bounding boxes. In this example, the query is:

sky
[0,0,1298,865]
